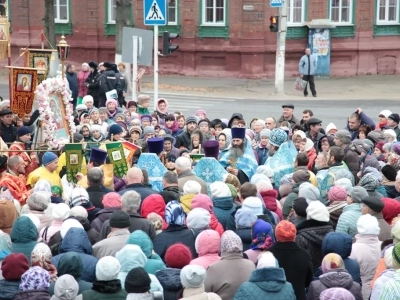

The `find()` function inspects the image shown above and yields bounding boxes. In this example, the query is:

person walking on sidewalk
[299,48,317,97]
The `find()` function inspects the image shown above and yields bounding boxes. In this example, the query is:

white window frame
[377,0,399,24]
[168,0,178,25]
[201,0,226,26]
[54,0,69,24]
[287,0,305,26]
[330,0,353,25]
[107,0,117,24]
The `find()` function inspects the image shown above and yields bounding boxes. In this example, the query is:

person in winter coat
[191,194,224,236]
[156,243,192,300]
[26,192,53,231]
[0,230,11,279]
[66,64,78,106]
[77,63,90,104]
[180,180,201,213]
[269,220,313,300]
[187,208,211,239]
[336,187,368,238]
[256,180,283,220]
[140,194,167,230]
[244,219,275,263]
[350,214,382,299]
[370,245,397,299]
[52,228,99,283]
[210,181,235,230]
[11,216,38,263]
[234,208,257,251]
[153,201,196,259]
[360,196,391,242]
[234,251,296,300]
[180,265,222,300]
[70,216,98,246]
[30,243,58,283]
[81,256,127,300]
[0,253,29,300]
[296,201,334,273]
[126,230,166,275]
[164,114,183,138]
[14,266,51,300]
[98,62,122,107]
[124,267,163,300]
[48,252,92,296]
[50,274,82,300]
[307,253,362,300]
[85,61,101,107]
[314,232,361,285]
[283,169,311,219]
[40,203,70,243]
[90,192,121,233]
[116,244,163,293]
[204,231,255,300]
[190,229,221,269]
[326,185,347,229]
[300,138,317,171]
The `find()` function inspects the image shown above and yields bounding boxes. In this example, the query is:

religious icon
[112,151,122,161]
[16,74,32,92]
[33,57,48,75]
[69,154,78,165]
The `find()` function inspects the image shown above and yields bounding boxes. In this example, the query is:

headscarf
[33,180,52,198]
[221,230,243,253]
[165,200,186,226]
[250,219,275,251]
[164,114,180,133]
[359,173,380,191]
[0,230,11,260]
[20,266,51,291]
[31,243,58,282]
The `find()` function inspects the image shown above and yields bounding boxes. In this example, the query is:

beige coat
[178,170,208,195]
[92,228,130,259]
[204,252,255,300]
[181,287,221,300]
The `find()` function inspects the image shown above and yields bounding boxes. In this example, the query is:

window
[330,0,352,23]
[287,0,305,25]
[108,0,116,24]
[0,0,8,19]
[54,0,69,23]
[202,0,226,25]
[168,0,177,25]
[377,0,399,23]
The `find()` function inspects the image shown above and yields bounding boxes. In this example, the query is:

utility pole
[274,0,287,95]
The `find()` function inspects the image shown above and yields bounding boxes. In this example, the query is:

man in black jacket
[86,167,113,209]
[175,116,197,149]
[66,64,78,107]
[86,61,101,107]
[0,109,16,144]
[98,62,122,107]
[160,171,180,204]
[112,64,126,107]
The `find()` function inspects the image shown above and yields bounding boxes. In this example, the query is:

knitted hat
[42,151,58,166]
[109,210,131,228]
[17,126,31,137]
[129,125,142,135]
[191,194,213,212]
[102,192,122,208]
[0,200,18,234]
[257,251,279,269]
[51,203,70,220]
[349,186,368,203]
[1,253,29,280]
[235,208,258,228]
[307,201,329,222]
[60,218,84,238]
[328,186,347,202]
[242,197,263,216]
[105,98,118,107]
[325,123,337,135]
[76,104,87,111]
[195,109,207,117]
[187,208,210,230]
[335,178,353,194]
[255,180,273,192]
[70,187,90,207]
[293,197,308,217]
[125,267,151,294]
[392,243,400,267]
[108,124,123,136]
[384,246,395,268]
[180,265,206,289]
[27,193,50,211]
[210,181,231,198]
[382,165,397,182]
[186,116,197,125]
[53,274,79,300]
[320,288,356,300]
[73,133,84,143]
[259,129,271,138]
[298,182,320,201]
[96,256,121,281]
[275,220,296,242]
[292,169,310,183]
[82,95,94,104]
[31,243,53,271]
[69,206,88,219]
[357,214,380,235]
[90,124,102,134]
[269,129,287,147]
[279,184,292,198]
[165,243,192,268]
[335,130,351,144]
[388,113,400,124]
[143,125,155,136]
[361,196,384,213]
[183,180,202,195]
[20,266,51,291]
[359,173,379,191]
[221,230,243,253]
[137,94,150,105]
[379,110,392,118]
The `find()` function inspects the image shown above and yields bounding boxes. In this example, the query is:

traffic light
[269,16,279,32]
[162,31,179,56]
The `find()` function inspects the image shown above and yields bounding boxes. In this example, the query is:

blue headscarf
[0,231,11,260]
[250,219,275,251]
[165,200,186,226]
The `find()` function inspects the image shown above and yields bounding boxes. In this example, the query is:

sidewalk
[141,75,400,100]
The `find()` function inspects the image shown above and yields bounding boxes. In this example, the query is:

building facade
[5,0,400,78]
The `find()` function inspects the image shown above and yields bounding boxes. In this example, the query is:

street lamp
[56,35,70,80]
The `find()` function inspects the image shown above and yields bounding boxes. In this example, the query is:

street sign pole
[153,25,159,111]
[132,36,138,102]
[274,0,287,95]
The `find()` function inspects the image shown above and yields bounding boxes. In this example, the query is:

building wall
[7,0,400,78]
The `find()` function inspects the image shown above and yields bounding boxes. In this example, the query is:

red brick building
[5,0,400,78]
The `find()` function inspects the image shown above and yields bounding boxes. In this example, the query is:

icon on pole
[162,31,179,56]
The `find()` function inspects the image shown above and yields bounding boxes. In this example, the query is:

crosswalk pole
[275,0,287,95]
[132,35,138,102]
[154,25,159,111]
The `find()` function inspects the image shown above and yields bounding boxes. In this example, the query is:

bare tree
[43,0,56,48]
[115,0,133,56]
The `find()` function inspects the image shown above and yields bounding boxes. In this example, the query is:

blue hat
[203,140,219,159]
[147,138,164,154]
[269,128,287,147]
[17,126,31,137]
[231,127,246,140]
[108,124,123,139]
[42,151,58,166]
[141,114,152,121]
[90,148,108,164]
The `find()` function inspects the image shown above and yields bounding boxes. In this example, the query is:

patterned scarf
[165,200,186,226]
[250,219,275,251]
[31,243,58,282]
[20,266,51,291]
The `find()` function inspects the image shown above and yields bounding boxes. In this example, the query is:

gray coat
[299,54,317,75]
[178,170,208,195]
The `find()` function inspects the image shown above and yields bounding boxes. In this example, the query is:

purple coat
[90,207,121,233]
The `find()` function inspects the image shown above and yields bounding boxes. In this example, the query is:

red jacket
[307,147,317,171]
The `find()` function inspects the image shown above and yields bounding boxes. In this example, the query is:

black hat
[165,114,175,121]
[231,127,246,140]
[88,61,98,69]
[307,118,322,126]
[282,104,294,109]
[103,62,113,69]
[203,140,219,159]
[361,196,384,213]
[73,133,84,143]
[293,197,308,217]
[147,138,164,154]
[163,134,174,143]
[382,165,397,182]
[0,109,13,116]
[109,210,131,228]
[388,113,400,124]
[166,153,176,163]
[125,267,151,293]
[90,148,108,164]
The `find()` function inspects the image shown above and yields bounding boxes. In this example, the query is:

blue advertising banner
[308,28,331,76]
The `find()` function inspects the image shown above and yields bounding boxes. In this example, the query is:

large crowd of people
[0,61,399,300]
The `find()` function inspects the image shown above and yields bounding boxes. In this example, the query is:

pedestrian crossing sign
[144,0,168,26]
[270,0,282,7]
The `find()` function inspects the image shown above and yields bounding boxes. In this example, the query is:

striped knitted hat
[392,242,400,267]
